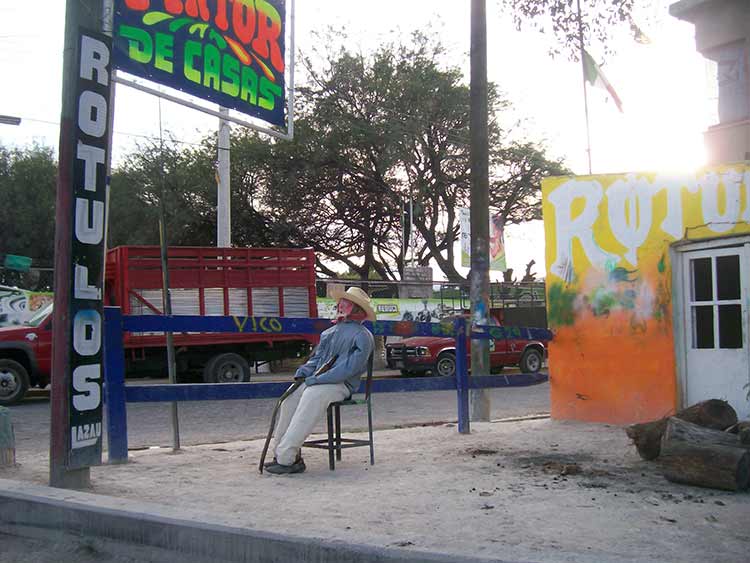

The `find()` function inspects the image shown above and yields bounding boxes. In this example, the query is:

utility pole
[469,0,491,423]
[50,0,106,488]
[217,107,231,247]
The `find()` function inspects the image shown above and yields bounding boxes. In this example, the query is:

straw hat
[330,286,376,321]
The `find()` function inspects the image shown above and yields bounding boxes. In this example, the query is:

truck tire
[435,352,456,377]
[0,359,30,406]
[203,353,251,383]
[520,348,543,374]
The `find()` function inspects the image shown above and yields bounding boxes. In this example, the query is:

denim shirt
[294,321,374,393]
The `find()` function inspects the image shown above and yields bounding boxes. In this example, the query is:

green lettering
[119,25,152,64]
[183,40,201,84]
[154,32,174,73]
[202,43,221,91]
[221,55,240,97]
[239,66,258,105]
[258,75,282,111]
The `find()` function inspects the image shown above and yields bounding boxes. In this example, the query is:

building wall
[542,165,750,424]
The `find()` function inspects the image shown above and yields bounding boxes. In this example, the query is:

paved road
[6,371,549,460]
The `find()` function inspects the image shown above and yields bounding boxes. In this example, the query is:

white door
[683,245,750,419]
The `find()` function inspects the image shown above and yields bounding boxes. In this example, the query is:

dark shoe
[264,454,303,469]
[263,457,278,469]
[265,457,306,475]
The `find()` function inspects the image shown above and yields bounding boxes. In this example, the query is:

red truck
[0,246,318,405]
[385,311,547,377]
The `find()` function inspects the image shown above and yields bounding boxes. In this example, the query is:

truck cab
[0,303,53,405]
[385,313,547,377]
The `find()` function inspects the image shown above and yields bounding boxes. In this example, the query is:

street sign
[3,255,32,272]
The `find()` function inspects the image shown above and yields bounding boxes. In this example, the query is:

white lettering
[80,36,110,86]
[700,171,741,233]
[74,197,104,244]
[71,422,102,449]
[607,175,655,266]
[72,364,101,412]
[77,143,105,192]
[73,310,101,356]
[78,91,107,138]
[74,264,102,300]
[548,179,615,281]
[655,175,699,239]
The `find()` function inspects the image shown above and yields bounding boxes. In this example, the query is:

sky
[0,0,710,280]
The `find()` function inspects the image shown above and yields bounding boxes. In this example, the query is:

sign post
[469,0,491,424]
[50,1,112,488]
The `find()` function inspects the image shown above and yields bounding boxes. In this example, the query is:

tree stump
[625,400,738,460]
[659,418,749,491]
[0,406,16,467]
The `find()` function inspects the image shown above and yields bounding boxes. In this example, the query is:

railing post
[104,306,128,463]
[455,316,470,434]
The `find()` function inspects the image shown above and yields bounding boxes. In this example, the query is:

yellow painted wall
[542,166,750,423]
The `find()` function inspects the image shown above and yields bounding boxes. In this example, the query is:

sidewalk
[2,418,749,563]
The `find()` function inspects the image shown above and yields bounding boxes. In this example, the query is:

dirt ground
[2,418,749,563]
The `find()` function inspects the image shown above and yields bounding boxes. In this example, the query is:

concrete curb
[0,479,527,563]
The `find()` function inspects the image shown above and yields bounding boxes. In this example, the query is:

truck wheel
[435,352,456,377]
[0,359,30,406]
[203,353,251,383]
[520,348,543,374]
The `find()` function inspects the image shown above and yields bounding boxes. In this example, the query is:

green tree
[259,32,564,282]
[499,0,641,59]
[0,144,57,287]
[489,141,570,227]
[108,138,217,248]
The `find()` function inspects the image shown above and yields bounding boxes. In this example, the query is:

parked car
[385,315,547,377]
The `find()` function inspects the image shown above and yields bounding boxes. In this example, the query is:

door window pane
[716,255,741,300]
[691,258,713,301]
[692,305,714,348]
[719,304,743,348]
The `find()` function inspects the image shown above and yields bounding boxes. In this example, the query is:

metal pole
[469,0,491,423]
[217,107,231,247]
[577,0,593,174]
[409,190,416,268]
[49,0,102,490]
[157,99,181,452]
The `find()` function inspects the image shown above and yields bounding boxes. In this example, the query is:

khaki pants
[273,382,350,466]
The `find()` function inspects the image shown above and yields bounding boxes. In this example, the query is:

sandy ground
[2,418,749,563]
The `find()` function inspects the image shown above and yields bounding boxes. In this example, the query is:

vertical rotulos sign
[67,29,112,468]
[112,0,287,127]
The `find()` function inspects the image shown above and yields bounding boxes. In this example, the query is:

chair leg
[367,399,374,465]
[326,405,335,470]
[335,405,342,461]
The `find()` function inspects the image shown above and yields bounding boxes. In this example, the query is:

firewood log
[659,418,749,491]
[625,400,738,460]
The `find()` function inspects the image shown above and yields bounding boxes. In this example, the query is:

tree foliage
[0,144,57,287]
[499,0,639,59]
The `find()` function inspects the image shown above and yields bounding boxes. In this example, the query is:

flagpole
[577,0,593,174]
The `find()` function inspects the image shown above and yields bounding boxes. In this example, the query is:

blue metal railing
[103,306,552,463]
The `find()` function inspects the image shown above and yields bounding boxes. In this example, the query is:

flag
[583,49,624,113]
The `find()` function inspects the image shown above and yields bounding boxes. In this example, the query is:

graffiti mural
[0,286,53,327]
[542,166,750,423]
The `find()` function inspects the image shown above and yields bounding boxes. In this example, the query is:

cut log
[625,399,738,460]
[660,418,749,491]
[662,417,750,451]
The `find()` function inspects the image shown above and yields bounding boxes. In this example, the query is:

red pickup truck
[385,314,547,377]
[0,245,319,405]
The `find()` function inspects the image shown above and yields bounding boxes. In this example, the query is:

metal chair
[304,354,374,470]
